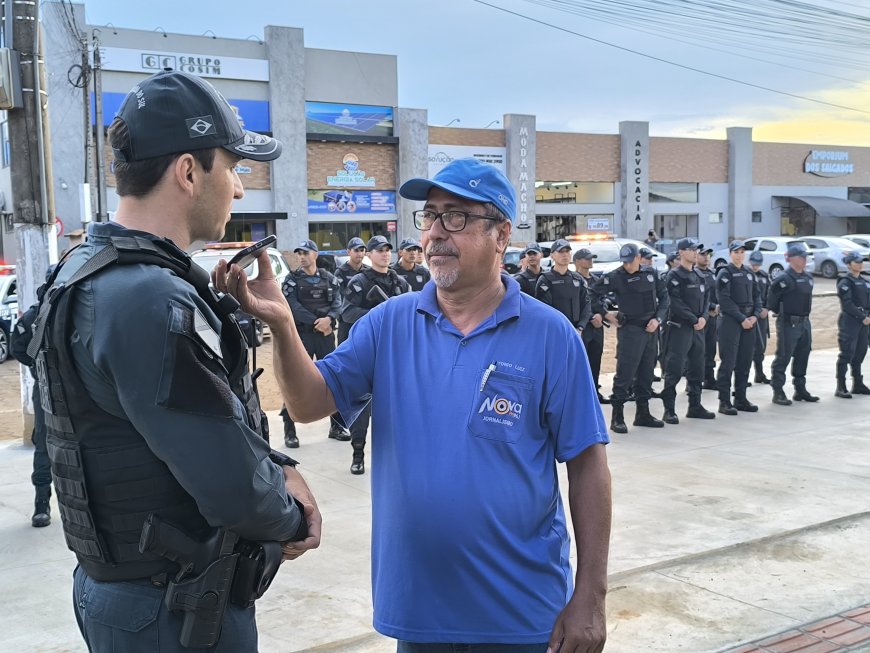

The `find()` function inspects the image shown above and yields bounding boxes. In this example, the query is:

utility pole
[92,36,106,221]
[8,0,56,441]
[81,32,94,219]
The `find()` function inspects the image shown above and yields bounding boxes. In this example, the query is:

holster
[230,540,284,609]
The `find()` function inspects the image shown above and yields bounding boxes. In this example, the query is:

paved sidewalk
[0,349,868,652]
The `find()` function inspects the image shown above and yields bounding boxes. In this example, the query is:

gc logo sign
[142,54,177,70]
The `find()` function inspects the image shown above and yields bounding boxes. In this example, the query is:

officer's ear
[173,153,198,197]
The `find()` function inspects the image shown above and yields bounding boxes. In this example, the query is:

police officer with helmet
[28,70,317,651]
[341,235,411,473]
[597,242,670,433]
[660,238,715,424]
[535,238,592,334]
[715,240,762,415]
[749,250,772,383]
[392,237,431,291]
[834,252,870,398]
[279,239,348,448]
[766,242,819,405]
[514,242,543,295]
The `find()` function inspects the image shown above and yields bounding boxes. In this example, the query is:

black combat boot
[733,393,758,412]
[835,379,853,399]
[633,402,664,428]
[350,443,365,475]
[718,400,738,416]
[793,384,820,402]
[328,422,351,441]
[772,387,792,406]
[662,397,679,425]
[686,397,715,419]
[31,485,51,528]
[610,403,628,434]
[702,377,717,390]
[852,376,870,395]
[754,366,770,384]
[284,421,299,449]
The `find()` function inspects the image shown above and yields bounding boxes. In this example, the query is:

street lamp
[444,118,460,127]
[484,120,500,128]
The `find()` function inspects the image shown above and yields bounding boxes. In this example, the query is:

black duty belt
[738,305,754,313]
[623,317,654,328]
[781,314,809,322]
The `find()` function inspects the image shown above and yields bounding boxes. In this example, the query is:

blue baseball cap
[749,251,763,264]
[677,237,700,251]
[293,239,318,253]
[347,236,366,250]
[399,237,422,251]
[729,239,746,252]
[843,252,864,264]
[786,243,808,258]
[399,158,516,222]
[619,242,640,262]
[551,238,572,252]
[367,235,392,251]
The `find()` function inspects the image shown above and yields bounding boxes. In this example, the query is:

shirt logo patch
[478,396,523,419]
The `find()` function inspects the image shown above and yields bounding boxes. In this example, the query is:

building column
[395,108,428,243]
[265,26,307,250]
[727,127,753,239]
[504,114,536,234]
[619,121,650,241]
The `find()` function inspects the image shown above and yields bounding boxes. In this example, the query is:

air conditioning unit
[0,48,23,110]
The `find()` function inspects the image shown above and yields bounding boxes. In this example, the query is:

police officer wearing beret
[767,243,819,405]
[514,242,543,295]
[536,238,592,334]
[660,238,716,423]
[341,236,411,473]
[749,251,772,383]
[279,239,348,448]
[695,247,720,389]
[28,70,317,651]
[597,242,670,433]
[334,237,370,344]
[834,252,870,398]
[575,247,608,402]
[715,240,762,415]
[392,237,431,291]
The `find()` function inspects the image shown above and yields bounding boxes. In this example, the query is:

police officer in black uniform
[834,252,870,398]
[766,243,819,405]
[334,236,369,344]
[715,240,762,415]
[749,251,772,383]
[575,247,607,403]
[514,242,543,295]
[392,237,431,291]
[696,247,719,389]
[341,235,411,474]
[279,239,347,448]
[536,238,592,333]
[597,242,670,434]
[28,70,316,652]
[660,238,715,423]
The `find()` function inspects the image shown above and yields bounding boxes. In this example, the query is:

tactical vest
[755,270,770,305]
[514,269,541,296]
[290,269,334,315]
[668,267,706,318]
[779,270,813,316]
[721,264,754,306]
[393,263,428,292]
[336,262,368,294]
[358,268,406,310]
[28,235,267,582]
[612,268,658,319]
[540,270,586,325]
[840,274,870,312]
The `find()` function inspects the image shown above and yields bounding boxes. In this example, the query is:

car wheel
[820,260,837,279]
[769,263,783,276]
[714,258,727,269]
[0,325,8,363]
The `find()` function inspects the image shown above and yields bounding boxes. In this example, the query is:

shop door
[654,214,698,252]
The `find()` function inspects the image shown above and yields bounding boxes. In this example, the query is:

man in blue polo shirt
[216,158,612,652]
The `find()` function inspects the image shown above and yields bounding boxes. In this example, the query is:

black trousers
[836,315,869,381]
[30,379,51,488]
[717,316,755,402]
[581,325,604,391]
[753,316,769,371]
[661,324,705,406]
[281,328,342,437]
[704,314,718,381]
[770,315,812,390]
[611,324,657,405]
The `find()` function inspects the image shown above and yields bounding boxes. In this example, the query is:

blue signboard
[308,190,396,214]
[305,102,393,137]
[92,93,272,132]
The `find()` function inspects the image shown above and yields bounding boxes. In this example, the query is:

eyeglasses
[413,210,501,233]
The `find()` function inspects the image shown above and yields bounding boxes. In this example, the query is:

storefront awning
[775,195,870,219]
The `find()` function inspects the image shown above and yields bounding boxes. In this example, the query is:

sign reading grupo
[804,150,855,177]
[99,47,270,81]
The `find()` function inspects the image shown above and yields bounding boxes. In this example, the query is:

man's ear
[173,153,197,196]
[496,220,512,253]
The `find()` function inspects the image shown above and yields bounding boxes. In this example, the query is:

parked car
[841,233,870,249]
[711,237,815,277]
[798,236,870,278]
[190,242,291,346]
[539,236,668,274]
[0,273,17,363]
[502,246,525,274]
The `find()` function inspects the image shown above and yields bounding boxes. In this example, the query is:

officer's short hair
[108,118,217,198]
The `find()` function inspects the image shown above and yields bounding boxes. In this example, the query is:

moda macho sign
[804,150,854,177]
[327,153,376,188]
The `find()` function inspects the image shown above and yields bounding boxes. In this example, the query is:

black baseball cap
[677,237,700,251]
[293,239,318,253]
[573,248,597,261]
[367,235,392,251]
[551,238,572,252]
[639,247,654,259]
[524,242,543,255]
[399,237,422,251]
[728,239,746,252]
[619,243,640,262]
[112,70,282,163]
[749,251,763,264]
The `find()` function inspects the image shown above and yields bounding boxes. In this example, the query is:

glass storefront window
[309,221,390,253]
[535,182,614,204]
[536,214,614,241]
[848,187,870,205]
[649,182,698,203]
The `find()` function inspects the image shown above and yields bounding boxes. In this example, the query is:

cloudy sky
[81,0,870,145]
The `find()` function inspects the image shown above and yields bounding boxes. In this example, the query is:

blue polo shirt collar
[416,272,522,327]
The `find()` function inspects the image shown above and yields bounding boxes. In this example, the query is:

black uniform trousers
[281,328,342,437]
[337,320,371,447]
[704,315,718,382]
[716,315,755,402]
[611,323,657,405]
[661,324,704,406]
[30,377,51,488]
[836,315,869,380]
[770,315,812,390]
[581,325,604,391]
[753,316,769,371]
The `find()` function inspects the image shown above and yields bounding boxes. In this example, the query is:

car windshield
[192,253,260,279]
[584,243,622,263]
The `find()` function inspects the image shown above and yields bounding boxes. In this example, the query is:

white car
[539,238,668,275]
[0,273,18,363]
[842,234,870,249]
[799,236,870,278]
[711,237,815,277]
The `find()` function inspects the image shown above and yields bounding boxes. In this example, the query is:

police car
[191,242,291,346]
[540,234,668,274]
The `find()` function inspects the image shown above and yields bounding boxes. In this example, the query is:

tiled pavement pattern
[725,606,870,653]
